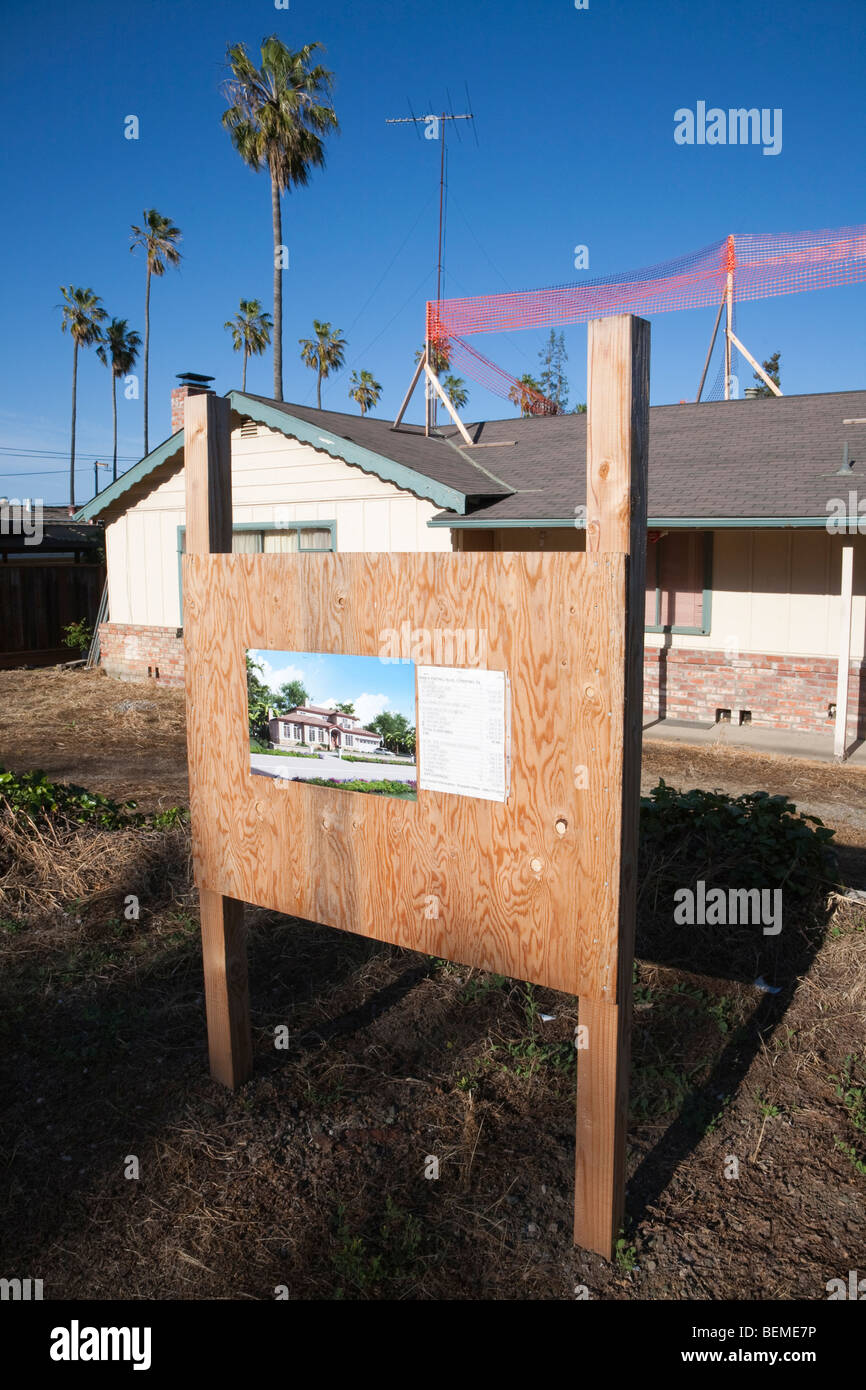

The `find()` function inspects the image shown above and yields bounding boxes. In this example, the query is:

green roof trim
[74,431,184,521]
[430,515,855,530]
[75,391,470,522]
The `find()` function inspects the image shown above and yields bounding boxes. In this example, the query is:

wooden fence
[0,560,104,667]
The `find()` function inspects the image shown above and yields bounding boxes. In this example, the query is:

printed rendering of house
[268,704,383,753]
[75,376,866,749]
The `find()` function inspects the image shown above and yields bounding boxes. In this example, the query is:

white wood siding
[105,427,452,627]
[455,525,866,661]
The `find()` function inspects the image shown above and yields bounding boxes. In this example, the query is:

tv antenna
[386,88,477,431]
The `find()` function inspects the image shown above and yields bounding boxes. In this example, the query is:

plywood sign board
[183,548,627,999]
[183,313,649,1261]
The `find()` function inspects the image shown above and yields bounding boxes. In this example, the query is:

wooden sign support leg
[184,393,253,1090]
[574,314,650,1258]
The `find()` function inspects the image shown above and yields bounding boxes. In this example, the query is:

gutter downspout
[834,543,854,760]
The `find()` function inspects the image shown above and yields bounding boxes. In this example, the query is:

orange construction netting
[445,337,559,415]
[427,223,866,341]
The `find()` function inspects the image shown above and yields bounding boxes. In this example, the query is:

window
[180,524,334,556]
[345,734,353,747]
[178,522,335,620]
[299,528,333,550]
[645,532,712,635]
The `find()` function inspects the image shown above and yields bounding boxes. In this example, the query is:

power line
[346,266,437,372]
[342,192,438,342]
[0,468,105,478]
[0,445,139,462]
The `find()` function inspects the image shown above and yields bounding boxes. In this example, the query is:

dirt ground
[0,666,864,1300]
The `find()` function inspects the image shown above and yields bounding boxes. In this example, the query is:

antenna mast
[386,95,476,431]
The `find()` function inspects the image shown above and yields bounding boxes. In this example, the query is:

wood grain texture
[576,314,650,1257]
[185,393,232,556]
[185,391,251,1089]
[183,548,627,998]
[199,888,252,1088]
[586,313,650,998]
[573,996,630,1253]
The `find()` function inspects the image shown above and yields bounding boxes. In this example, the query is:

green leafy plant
[614,1235,638,1272]
[640,781,836,904]
[832,1054,866,1137]
[291,776,416,799]
[834,1137,866,1177]
[250,740,318,759]
[0,767,183,831]
[62,618,93,656]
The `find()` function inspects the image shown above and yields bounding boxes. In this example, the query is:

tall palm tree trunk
[143,264,152,455]
[271,175,283,401]
[242,348,248,393]
[69,340,79,510]
[317,369,322,410]
[111,374,118,482]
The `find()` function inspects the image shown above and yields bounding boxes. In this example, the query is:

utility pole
[93,459,109,499]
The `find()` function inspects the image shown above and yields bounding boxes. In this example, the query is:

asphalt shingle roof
[247,389,866,524]
[77,386,866,528]
[429,390,866,524]
[239,395,513,501]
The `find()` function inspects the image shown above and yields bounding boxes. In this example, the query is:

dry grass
[0,805,191,936]
[0,668,864,1299]
[0,667,188,811]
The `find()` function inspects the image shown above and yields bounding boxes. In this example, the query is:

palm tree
[224,298,273,391]
[508,372,543,417]
[222,37,338,402]
[130,210,182,456]
[97,319,141,482]
[299,320,346,408]
[442,375,469,411]
[58,287,107,509]
[348,369,382,416]
[414,340,451,374]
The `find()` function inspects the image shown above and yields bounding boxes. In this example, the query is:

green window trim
[177,520,336,621]
[644,531,713,636]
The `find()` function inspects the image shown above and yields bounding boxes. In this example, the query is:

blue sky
[250,649,416,724]
[1,0,864,503]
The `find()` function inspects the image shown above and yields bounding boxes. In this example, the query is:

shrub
[290,776,416,798]
[637,780,837,980]
[0,768,187,831]
[61,619,93,656]
[640,781,836,904]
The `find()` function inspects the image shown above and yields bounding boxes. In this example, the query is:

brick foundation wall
[644,646,865,737]
[98,622,864,736]
[99,622,184,687]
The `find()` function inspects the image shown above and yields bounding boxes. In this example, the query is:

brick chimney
[171,372,215,434]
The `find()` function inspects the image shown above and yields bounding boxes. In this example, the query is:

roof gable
[75,390,513,523]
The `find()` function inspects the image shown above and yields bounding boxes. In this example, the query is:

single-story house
[269,704,382,753]
[0,501,104,668]
[74,377,866,745]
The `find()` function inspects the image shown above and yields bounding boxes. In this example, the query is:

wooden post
[728,330,783,397]
[575,314,650,1258]
[184,392,252,1089]
[724,271,733,399]
[695,290,725,403]
[834,542,854,761]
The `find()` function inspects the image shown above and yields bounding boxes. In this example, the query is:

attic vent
[240,419,258,438]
